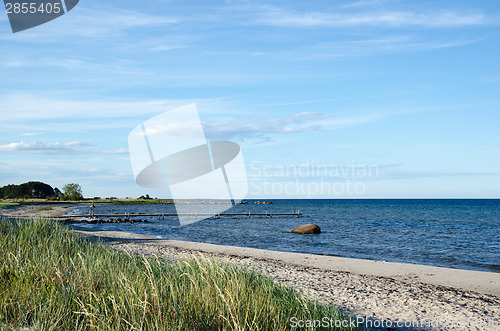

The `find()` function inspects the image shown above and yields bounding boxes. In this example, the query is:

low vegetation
[0,217,358,330]
[0,203,19,209]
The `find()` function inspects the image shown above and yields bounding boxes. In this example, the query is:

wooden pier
[53,212,301,220]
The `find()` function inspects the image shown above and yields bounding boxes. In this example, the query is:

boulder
[291,224,321,234]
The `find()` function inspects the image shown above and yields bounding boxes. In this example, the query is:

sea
[69,199,500,273]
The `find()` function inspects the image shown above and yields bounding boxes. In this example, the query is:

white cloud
[0,94,241,134]
[297,36,481,59]
[342,0,398,9]
[149,45,187,52]
[21,132,43,136]
[64,7,177,37]
[0,7,179,41]
[0,141,127,155]
[203,111,378,141]
[255,6,486,28]
[0,93,195,121]
[203,101,475,142]
[4,58,88,69]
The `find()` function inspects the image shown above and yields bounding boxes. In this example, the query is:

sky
[0,0,499,199]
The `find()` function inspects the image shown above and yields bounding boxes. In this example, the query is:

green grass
[0,203,19,209]
[0,217,360,330]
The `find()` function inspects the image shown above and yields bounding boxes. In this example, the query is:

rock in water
[291,224,321,234]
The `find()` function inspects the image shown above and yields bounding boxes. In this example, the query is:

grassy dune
[0,217,359,330]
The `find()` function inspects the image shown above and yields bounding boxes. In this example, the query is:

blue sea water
[70,199,500,273]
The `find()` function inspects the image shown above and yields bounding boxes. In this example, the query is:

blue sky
[0,0,499,198]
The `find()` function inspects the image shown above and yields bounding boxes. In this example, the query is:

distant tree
[139,194,151,200]
[21,181,55,199]
[62,183,84,201]
[54,187,63,199]
[1,184,20,199]
[0,181,55,199]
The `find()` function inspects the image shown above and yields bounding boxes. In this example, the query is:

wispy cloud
[202,111,390,141]
[149,45,187,52]
[203,100,488,142]
[254,6,486,28]
[342,0,399,9]
[21,132,43,137]
[0,6,179,42]
[4,58,88,69]
[0,141,127,155]
[204,112,326,141]
[378,164,500,179]
[0,94,242,134]
[0,93,196,121]
[296,36,481,59]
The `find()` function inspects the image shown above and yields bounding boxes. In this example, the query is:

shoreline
[2,203,499,290]
[0,203,79,218]
[72,227,500,330]
[2,204,500,329]
[74,230,500,296]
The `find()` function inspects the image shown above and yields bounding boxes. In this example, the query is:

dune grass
[0,217,360,330]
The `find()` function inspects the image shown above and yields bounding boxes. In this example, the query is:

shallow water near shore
[70,199,500,273]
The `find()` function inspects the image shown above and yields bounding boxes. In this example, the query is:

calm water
[70,199,500,273]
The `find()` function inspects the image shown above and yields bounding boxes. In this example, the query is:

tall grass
[0,217,359,330]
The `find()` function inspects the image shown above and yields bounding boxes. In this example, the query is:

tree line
[0,181,83,201]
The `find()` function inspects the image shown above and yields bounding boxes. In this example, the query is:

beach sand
[2,204,499,330]
[0,203,77,218]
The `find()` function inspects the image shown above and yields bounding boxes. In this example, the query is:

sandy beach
[2,204,499,330]
[0,203,77,219]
